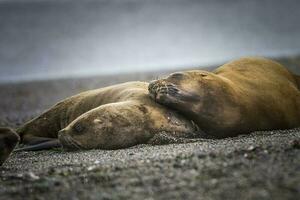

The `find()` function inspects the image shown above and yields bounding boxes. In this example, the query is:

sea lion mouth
[148,80,201,106]
[58,132,84,151]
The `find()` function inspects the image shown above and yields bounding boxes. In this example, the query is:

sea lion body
[214,58,300,135]
[16,82,198,151]
[149,57,300,138]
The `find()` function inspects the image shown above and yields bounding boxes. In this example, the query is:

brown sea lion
[15,82,198,151]
[56,82,199,150]
[149,57,300,138]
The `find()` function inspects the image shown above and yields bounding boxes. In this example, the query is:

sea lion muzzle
[58,130,83,151]
[148,80,200,104]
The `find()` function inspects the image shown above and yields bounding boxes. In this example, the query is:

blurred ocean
[0,0,300,83]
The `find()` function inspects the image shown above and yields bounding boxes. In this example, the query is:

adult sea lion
[0,57,299,165]
[149,57,300,138]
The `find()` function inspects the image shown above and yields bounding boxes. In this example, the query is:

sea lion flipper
[22,136,56,146]
[14,139,61,152]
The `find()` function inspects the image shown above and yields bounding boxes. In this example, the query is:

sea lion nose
[57,130,70,150]
[58,129,66,138]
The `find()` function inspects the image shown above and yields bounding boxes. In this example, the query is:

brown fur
[15,82,198,151]
[149,57,300,138]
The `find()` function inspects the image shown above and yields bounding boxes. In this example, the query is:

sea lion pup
[4,82,198,155]
[149,57,300,138]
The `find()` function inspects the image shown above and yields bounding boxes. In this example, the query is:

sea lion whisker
[60,134,72,149]
[166,83,177,88]
[59,134,82,150]
[67,136,83,150]
[157,85,179,96]
[167,87,179,92]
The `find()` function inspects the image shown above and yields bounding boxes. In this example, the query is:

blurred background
[0,0,300,83]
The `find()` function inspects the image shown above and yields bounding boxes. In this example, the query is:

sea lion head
[58,106,130,150]
[0,127,20,165]
[58,111,105,150]
[148,70,239,137]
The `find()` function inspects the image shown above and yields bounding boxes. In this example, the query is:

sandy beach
[0,56,299,199]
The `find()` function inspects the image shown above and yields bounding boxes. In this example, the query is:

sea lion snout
[58,129,83,151]
[148,78,201,107]
[148,80,180,102]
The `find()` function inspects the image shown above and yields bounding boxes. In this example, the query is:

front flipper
[22,136,57,146]
[14,139,62,152]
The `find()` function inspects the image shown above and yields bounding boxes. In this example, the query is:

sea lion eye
[73,123,85,134]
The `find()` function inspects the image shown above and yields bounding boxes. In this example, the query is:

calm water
[0,0,300,82]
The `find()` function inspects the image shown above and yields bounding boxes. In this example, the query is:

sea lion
[149,57,300,138]
[8,82,198,153]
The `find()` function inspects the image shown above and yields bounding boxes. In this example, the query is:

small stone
[87,165,96,171]
[210,178,218,185]
[24,172,40,181]
[247,145,256,151]
[94,160,100,164]
[180,160,186,165]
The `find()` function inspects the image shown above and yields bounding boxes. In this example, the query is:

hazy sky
[0,0,300,82]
